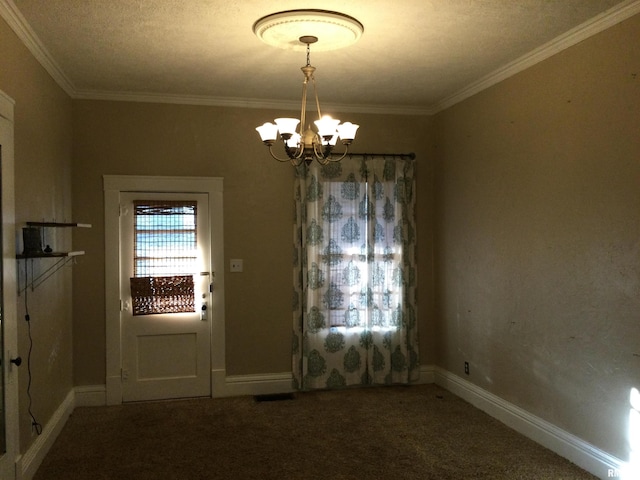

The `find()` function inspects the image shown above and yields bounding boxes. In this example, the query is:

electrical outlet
[464,361,470,375]
[230,259,243,272]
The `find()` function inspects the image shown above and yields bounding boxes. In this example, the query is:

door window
[133,200,198,276]
[130,200,198,316]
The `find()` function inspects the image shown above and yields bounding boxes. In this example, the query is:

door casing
[0,88,19,480]
[103,175,225,405]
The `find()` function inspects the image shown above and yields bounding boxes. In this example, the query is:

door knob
[10,356,22,367]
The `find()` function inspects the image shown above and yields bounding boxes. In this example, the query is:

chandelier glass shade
[255,35,360,166]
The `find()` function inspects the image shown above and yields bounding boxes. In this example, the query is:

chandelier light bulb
[326,134,339,147]
[337,122,360,143]
[286,133,301,149]
[256,122,278,143]
[274,118,300,136]
[314,115,341,139]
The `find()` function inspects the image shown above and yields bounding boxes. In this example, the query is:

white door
[120,192,211,402]
[0,91,18,480]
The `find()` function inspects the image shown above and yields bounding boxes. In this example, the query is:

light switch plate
[230,259,243,272]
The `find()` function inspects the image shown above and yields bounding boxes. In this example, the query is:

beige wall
[71,101,435,384]
[0,19,74,453]
[434,14,640,459]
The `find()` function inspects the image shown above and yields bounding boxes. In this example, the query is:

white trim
[434,0,640,112]
[103,174,223,194]
[15,390,74,480]
[103,175,225,404]
[74,385,107,407]
[221,365,435,397]
[0,0,75,96]
[211,368,228,397]
[0,89,18,480]
[224,372,295,398]
[73,373,291,401]
[417,364,435,384]
[434,368,625,479]
[72,90,436,116]
[103,186,121,406]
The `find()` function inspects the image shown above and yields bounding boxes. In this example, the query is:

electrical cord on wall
[23,265,43,436]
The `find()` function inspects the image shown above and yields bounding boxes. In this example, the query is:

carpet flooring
[34,384,597,479]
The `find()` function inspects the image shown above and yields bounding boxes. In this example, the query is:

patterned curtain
[293,155,419,390]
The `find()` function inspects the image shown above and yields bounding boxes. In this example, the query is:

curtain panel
[293,155,419,390]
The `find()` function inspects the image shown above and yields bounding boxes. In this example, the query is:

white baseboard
[16,389,74,480]
[74,385,107,407]
[95,365,435,402]
[434,367,625,480]
[418,364,435,384]
[224,372,294,397]
[223,365,436,396]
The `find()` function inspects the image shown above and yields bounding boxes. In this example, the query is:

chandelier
[253,10,364,166]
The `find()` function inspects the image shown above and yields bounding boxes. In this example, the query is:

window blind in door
[130,200,198,315]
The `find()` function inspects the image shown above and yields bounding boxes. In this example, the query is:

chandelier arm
[289,156,305,167]
[313,144,331,165]
[287,143,305,160]
[312,139,329,160]
[267,144,297,163]
[326,144,351,163]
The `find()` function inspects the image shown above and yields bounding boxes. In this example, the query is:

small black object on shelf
[22,227,43,256]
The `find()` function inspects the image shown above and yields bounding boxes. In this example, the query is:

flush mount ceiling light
[253,10,364,166]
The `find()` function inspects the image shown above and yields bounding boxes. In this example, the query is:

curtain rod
[345,152,416,160]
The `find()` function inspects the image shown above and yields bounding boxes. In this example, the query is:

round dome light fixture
[253,9,364,52]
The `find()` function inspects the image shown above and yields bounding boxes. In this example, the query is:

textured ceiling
[6,0,637,113]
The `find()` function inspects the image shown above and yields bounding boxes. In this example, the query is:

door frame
[0,89,18,479]
[103,175,225,405]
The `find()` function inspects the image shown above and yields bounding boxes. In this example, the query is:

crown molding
[73,90,301,110]
[72,89,436,116]
[433,0,640,113]
[0,0,76,96]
